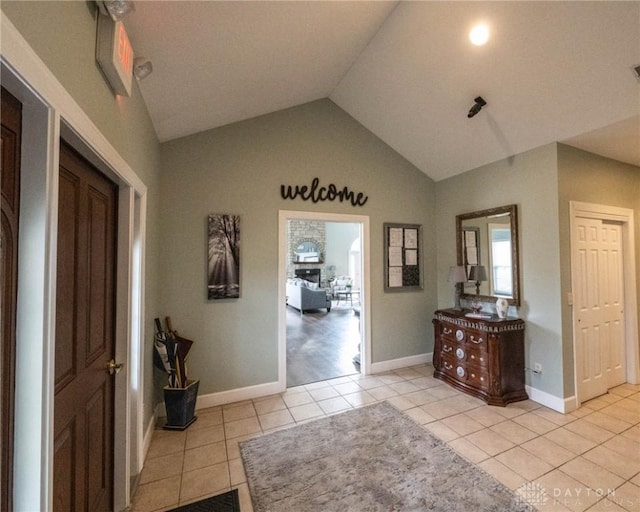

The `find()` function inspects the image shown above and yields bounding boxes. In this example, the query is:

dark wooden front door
[54,141,118,511]
[1,86,22,512]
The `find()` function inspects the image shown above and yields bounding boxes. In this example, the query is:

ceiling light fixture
[467,96,487,118]
[469,24,489,46]
[133,57,153,80]
[98,0,135,21]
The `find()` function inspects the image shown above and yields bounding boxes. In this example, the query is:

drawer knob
[443,327,453,335]
[470,335,483,344]
[456,366,465,377]
[443,344,452,353]
[455,348,465,359]
[444,362,453,370]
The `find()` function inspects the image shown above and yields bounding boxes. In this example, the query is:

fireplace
[295,268,321,285]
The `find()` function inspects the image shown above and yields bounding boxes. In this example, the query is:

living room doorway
[278,210,370,389]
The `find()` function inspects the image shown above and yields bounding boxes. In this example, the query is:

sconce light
[448,265,468,310]
[99,0,136,21]
[468,265,487,294]
[133,57,153,80]
[467,96,487,118]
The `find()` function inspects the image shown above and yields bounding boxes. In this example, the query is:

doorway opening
[278,211,370,390]
[570,201,639,406]
[286,220,361,387]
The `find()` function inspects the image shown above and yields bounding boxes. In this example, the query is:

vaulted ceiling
[124,1,640,181]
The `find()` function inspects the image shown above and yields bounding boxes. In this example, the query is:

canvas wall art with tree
[208,214,240,299]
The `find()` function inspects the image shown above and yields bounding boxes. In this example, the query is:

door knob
[106,359,124,375]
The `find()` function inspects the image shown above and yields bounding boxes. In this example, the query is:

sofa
[286,279,331,314]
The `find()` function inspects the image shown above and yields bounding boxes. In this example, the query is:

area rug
[240,402,534,512]
[167,489,240,512]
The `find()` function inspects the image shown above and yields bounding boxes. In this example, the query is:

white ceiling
[124,1,640,181]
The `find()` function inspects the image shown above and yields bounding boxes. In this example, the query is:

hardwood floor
[286,303,361,387]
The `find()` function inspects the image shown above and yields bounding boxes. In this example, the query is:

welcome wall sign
[280,177,368,207]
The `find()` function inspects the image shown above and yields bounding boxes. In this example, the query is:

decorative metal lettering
[280,177,368,207]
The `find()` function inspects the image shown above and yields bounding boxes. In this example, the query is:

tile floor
[129,364,640,512]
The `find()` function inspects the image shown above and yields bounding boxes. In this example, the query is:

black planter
[163,379,199,430]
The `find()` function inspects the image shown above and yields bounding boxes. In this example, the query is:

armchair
[330,276,352,299]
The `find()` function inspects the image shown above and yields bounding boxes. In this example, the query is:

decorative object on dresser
[495,297,509,319]
[432,309,527,406]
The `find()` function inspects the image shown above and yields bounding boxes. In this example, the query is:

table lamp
[448,265,468,310]
[469,265,487,295]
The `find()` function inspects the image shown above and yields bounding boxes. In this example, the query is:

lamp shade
[448,265,468,283]
[469,265,487,282]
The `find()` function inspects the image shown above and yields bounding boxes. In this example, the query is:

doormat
[240,402,534,512]
[167,489,240,512]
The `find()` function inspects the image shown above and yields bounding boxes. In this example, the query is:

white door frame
[2,17,147,511]
[570,200,639,406]
[278,210,371,387]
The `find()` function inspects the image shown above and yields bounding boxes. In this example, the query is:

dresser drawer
[441,357,489,390]
[441,341,488,368]
[459,328,487,349]
[439,323,487,351]
[438,323,457,341]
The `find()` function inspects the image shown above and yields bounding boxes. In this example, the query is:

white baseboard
[153,352,435,418]
[370,353,432,374]
[142,412,156,459]
[526,385,576,413]
[155,380,285,417]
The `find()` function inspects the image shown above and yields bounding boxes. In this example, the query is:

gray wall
[435,144,565,398]
[437,142,640,402]
[5,0,637,423]
[159,99,437,395]
[2,1,161,428]
[557,144,640,395]
[326,222,360,279]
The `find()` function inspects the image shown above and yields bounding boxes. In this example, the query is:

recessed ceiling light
[469,24,490,46]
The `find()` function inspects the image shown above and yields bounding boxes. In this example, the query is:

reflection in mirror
[294,240,322,263]
[489,222,512,296]
[456,204,519,305]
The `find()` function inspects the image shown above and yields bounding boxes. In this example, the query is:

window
[489,226,512,296]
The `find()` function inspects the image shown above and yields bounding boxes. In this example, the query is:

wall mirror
[293,240,323,263]
[456,204,520,305]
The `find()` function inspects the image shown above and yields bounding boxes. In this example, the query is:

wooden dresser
[432,309,527,406]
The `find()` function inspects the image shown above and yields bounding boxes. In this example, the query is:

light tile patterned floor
[130,364,640,512]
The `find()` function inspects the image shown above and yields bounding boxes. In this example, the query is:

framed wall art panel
[384,223,423,292]
[207,214,240,299]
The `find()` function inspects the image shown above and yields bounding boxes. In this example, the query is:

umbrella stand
[162,379,199,430]
[154,317,199,430]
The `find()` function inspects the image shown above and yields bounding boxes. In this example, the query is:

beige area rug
[240,401,535,512]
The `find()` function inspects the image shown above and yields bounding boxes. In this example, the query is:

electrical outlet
[534,363,542,374]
